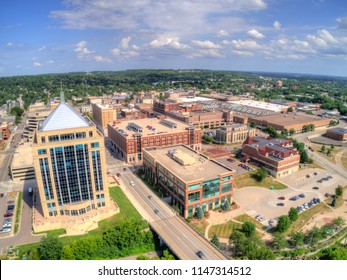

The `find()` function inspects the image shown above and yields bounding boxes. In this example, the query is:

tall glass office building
[33,94,110,218]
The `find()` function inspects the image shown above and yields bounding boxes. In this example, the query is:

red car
[4,213,13,217]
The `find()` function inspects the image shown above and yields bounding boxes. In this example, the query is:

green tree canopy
[37,235,64,260]
[211,234,221,249]
[242,221,256,237]
[276,215,291,233]
[288,207,299,222]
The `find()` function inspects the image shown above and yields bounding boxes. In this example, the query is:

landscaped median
[14,192,23,235]
[234,171,288,190]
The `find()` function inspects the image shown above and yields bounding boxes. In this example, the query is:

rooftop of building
[144,145,233,182]
[218,124,247,130]
[176,96,213,103]
[39,94,92,132]
[327,127,347,134]
[109,117,194,138]
[251,113,330,126]
[243,137,298,161]
[12,143,33,168]
[228,100,288,112]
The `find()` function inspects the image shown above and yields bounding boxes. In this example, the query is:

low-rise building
[241,137,300,178]
[23,110,51,141]
[92,103,117,133]
[249,113,332,133]
[108,117,202,163]
[0,122,10,143]
[11,143,35,182]
[326,127,347,141]
[216,124,256,143]
[143,145,235,218]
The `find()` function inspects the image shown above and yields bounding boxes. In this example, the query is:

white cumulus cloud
[273,21,281,30]
[247,29,265,39]
[33,62,43,67]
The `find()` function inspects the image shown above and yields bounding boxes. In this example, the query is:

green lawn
[235,171,288,190]
[341,152,347,170]
[208,221,242,239]
[190,220,209,236]
[14,192,23,234]
[33,228,67,237]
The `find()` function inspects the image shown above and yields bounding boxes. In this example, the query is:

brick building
[249,113,332,133]
[326,127,347,141]
[143,145,235,218]
[216,124,257,143]
[0,122,10,143]
[108,117,202,163]
[241,137,300,178]
[92,103,117,133]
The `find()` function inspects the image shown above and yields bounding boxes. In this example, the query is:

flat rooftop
[177,96,213,103]
[328,127,347,134]
[145,145,233,183]
[252,113,329,126]
[110,117,193,138]
[228,100,288,112]
[12,144,33,168]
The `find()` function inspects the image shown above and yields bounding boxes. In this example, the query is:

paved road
[105,140,227,260]
[294,130,347,180]
[0,114,27,182]
[0,183,44,255]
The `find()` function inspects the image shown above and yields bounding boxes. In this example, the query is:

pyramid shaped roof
[40,102,91,132]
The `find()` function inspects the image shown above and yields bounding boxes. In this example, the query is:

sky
[1,0,347,77]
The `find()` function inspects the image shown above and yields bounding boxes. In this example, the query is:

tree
[276,215,291,233]
[281,128,289,137]
[242,221,256,237]
[335,186,343,197]
[289,128,295,136]
[327,148,332,156]
[195,207,204,220]
[304,227,323,245]
[202,134,213,143]
[223,201,230,211]
[289,232,305,248]
[211,234,221,249]
[37,235,64,260]
[332,217,345,228]
[330,144,335,150]
[250,121,256,128]
[321,145,326,152]
[200,125,204,131]
[288,207,299,222]
[161,249,175,260]
[251,167,268,182]
[287,107,294,112]
[172,204,180,214]
[271,233,288,250]
[229,230,274,260]
[331,196,337,207]
[264,126,279,138]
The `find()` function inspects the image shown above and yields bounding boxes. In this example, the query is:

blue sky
[1,0,347,77]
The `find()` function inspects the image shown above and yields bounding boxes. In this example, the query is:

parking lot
[233,168,344,228]
[215,156,254,175]
[0,192,16,236]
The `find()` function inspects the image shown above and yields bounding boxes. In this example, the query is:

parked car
[278,196,285,200]
[290,196,299,201]
[7,205,15,211]
[4,213,13,217]
[325,193,332,197]
[298,193,305,198]
[154,209,160,214]
[277,203,285,206]
[312,186,319,190]
[196,251,205,258]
